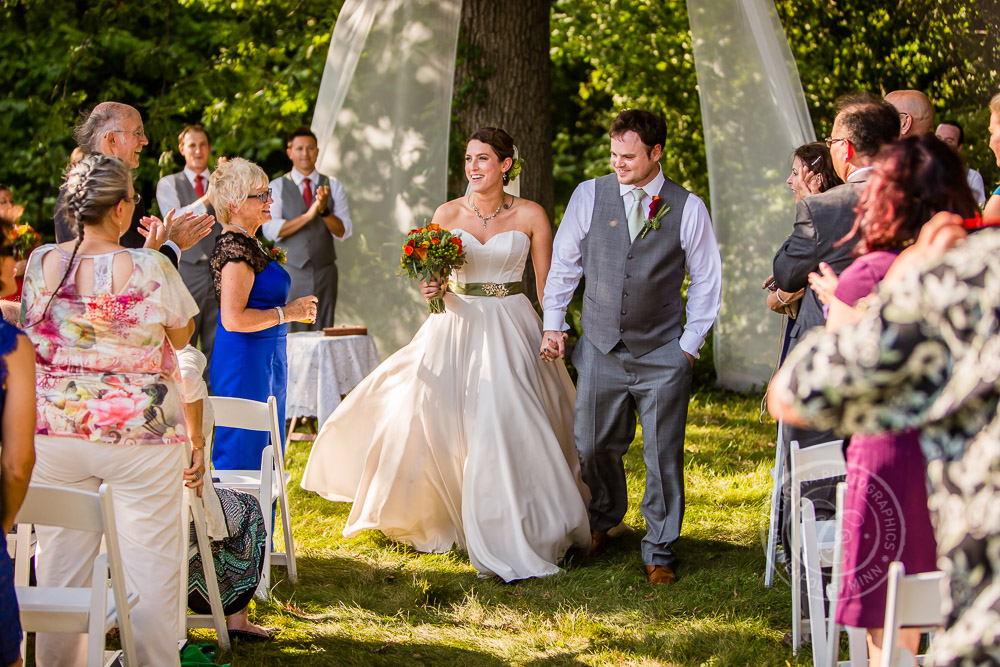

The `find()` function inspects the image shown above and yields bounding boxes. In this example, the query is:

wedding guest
[302,128,591,581]
[0,212,35,667]
[936,120,987,207]
[885,89,934,138]
[208,157,316,470]
[985,93,1000,220]
[805,134,977,663]
[0,186,28,302]
[765,143,843,324]
[769,211,1000,665]
[175,346,270,642]
[55,102,215,267]
[262,126,351,331]
[20,155,198,666]
[156,125,221,371]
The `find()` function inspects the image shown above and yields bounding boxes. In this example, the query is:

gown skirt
[302,256,591,581]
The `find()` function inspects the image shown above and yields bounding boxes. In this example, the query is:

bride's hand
[539,330,567,362]
[420,278,442,301]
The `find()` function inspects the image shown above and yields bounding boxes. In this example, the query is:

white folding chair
[790,439,845,655]
[15,484,139,667]
[764,421,786,588]
[825,482,869,666]
[210,395,298,597]
[181,487,231,650]
[7,523,35,587]
[880,563,946,667]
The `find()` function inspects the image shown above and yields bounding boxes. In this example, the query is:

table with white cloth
[285,332,379,427]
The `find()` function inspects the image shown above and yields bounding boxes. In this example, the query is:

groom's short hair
[287,126,319,146]
[609,110,666,155]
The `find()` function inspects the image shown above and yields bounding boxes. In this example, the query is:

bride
[301,127,590,581]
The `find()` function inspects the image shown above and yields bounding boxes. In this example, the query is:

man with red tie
[263,126,352,331]
[155,124,221,368]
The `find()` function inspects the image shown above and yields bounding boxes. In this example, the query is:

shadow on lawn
[233,635,511,666]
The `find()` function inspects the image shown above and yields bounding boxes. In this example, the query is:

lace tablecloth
[285,332,379,424]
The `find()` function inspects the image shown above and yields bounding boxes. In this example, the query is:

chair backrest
[881,562,947,667]
[790,439,846,483]
[210,396,276,433]
[15,485,104,533]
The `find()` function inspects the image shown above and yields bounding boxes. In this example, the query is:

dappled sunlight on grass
[207,390,809,665]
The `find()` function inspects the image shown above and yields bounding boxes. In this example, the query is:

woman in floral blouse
[770,212,1000,665]
[20,155,200,667]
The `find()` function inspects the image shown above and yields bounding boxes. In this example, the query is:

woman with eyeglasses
[208,158,317,470]
[20,154,199,666]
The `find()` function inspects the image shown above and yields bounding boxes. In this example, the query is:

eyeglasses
[824,136,847,148]
[246,188,272,203]
[112,127,147,140]
[124,192,141,205]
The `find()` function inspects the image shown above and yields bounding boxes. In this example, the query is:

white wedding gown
[301,229,591,581]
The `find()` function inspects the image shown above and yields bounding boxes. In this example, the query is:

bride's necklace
[469,193,504,228]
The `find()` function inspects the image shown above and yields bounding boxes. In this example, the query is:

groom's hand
[540,330,567,362]
[684,351,695,367]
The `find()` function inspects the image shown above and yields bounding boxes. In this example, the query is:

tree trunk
[451,0,554,221]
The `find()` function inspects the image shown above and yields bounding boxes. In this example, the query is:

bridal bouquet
[399,223,466,314]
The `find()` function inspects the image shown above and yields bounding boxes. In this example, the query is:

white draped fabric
[686,0,816,389]
[311,0,463,356]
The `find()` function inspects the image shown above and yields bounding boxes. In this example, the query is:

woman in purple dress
[807,134,978,662]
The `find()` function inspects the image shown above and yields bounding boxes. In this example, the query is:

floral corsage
[640,196,670,239]
[258,236,288,264]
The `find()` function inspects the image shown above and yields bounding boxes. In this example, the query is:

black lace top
[209,231,271,303]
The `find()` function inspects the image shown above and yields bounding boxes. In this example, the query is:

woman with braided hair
[20,154,200,666]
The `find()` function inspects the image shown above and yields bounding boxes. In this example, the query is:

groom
[541,109,722,584]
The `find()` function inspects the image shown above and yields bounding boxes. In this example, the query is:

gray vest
[580,173,689,357]
[278,172,335,269]
[164,171,220,266]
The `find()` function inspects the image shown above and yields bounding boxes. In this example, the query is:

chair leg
[765,429,785,588]
[189,488,231,651]
[802,500,828,665]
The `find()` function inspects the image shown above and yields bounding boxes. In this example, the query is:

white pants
[32,435,186,667]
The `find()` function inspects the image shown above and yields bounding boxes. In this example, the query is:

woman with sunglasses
[208,158,317,470]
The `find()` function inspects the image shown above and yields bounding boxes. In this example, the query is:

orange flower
[414,246,428,260]
[403,245,414,256]
[427,223,441,232]
[452,237,462,247]
[431,238,441,244]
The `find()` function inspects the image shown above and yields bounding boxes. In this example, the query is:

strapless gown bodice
[453,230,530,284]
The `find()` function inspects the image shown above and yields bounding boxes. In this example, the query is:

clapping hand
[139,215,170,250]
[807,262,839,306]
[166,210,215,251]
[314,185,331,214]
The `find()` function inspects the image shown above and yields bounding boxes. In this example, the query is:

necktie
[302,178,313,207]
[194,174,205,198]
[627,187,646,242]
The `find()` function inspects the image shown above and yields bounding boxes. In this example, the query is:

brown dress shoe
[645,565,678,585]
[587,531,608,557]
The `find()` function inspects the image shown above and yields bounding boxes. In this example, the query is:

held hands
[183,445,206,498]
[807,262,839,306]
[285,295,319,324]
[539,330,568,362]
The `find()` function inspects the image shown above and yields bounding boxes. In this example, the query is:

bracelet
[275,306,285,325]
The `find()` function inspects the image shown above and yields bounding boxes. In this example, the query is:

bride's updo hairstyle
[468,127,516,185]
[208,157,270,224]
[31,154,132,325]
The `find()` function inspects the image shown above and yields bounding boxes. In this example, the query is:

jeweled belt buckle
[482,282,509,298]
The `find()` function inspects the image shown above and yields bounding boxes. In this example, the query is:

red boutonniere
[640,196,671,239]
[269,246,287,264]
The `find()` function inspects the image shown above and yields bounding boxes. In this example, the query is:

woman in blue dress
[207,158,317,470]
[0,211,36,666]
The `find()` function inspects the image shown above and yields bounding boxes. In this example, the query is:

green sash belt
[449,280,523,298]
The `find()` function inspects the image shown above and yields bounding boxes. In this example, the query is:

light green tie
[627,187,646,242]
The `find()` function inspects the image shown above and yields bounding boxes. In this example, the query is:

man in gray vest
[541,109,722,585]
[155,125,221,369]
[262,126,352,332]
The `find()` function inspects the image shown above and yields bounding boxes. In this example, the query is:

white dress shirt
[155,166,211,217]
[542,167,722,357]
[262,168,353,242]
[967,168,986,208]
[846,166,873,183]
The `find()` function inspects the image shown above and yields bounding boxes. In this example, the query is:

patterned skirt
[188,487,266,615]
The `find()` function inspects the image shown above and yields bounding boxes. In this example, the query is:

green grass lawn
[195,389,810,666]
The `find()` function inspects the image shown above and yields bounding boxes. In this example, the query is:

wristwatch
[318,206,331,217]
